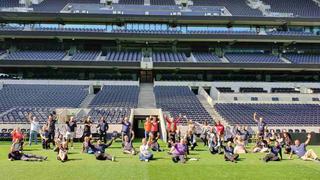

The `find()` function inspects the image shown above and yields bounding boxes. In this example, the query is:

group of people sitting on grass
[6,112,320,164]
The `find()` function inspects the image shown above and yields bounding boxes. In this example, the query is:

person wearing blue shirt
[289,133,320,162]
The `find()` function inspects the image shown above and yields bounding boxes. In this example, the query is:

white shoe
[145,159,149,162]
[112,156,115,162]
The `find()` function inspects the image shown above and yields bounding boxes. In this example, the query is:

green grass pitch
[0,140,319,180]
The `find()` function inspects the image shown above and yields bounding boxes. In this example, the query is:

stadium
[0,0,320,179]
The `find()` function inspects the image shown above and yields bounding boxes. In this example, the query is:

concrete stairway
[196,94,230,126]
[138,83,156,108]
[80,94,96,108]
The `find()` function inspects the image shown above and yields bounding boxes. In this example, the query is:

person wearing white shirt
[139,138,153,162]
[28,113,40,146]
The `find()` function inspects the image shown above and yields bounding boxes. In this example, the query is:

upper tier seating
[239,87,268,93]
[32,0,100,12]
[263,0,320,17]
[104,51,142,62]
[225,52,284,63]
[284,53,320,64]
[0,0,23,7]
[4,50,66,61]
[192,0,262,16]
[193,52,222,62]
[71,51,100,61]
[152,52,188,62]
[118,0,144,5]
[215,103,320,126]
[271,88,300,93]
[150,0,176,5]
[89,85,139,108]
[154,86,213,124]
[216,87,235,93]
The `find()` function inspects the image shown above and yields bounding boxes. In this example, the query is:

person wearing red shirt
[11,127,24,150]
[215,120,225,142]
[165,114,181,147]
[150,116,159,136]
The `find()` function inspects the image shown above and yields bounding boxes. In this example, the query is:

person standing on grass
[46,113,57,147]
[96,117,109,143]
[289,133,320,162]
[121,117,131,143]
[215,120,225,143]
[253,112,266,139]
[28,113,40,146]
[196,121,210,146]
[82,116,92,140]
[165,114,181,142]
[144,117,152,139]
[263,141,282,162]
[139,138,153,162]
[150,116,159,137]
[65,116,77,148]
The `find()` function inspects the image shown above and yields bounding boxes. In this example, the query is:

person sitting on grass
[233,135,247,154]
[170,138,188,163]
[208,131,222,155]
[282,132,293,154]
[54,134,65,152]
[224,141,239,163]
[252,138,269,153]
[82,136,94,154]
[139,138,153,162]
[123,131,136,155]
[8,139,47,162]
[262,141,282,163]
[92,139,116,161]
[40,125,50,149]
[57,141,68,162]
[148,132,162,152]
[289,133,320,162]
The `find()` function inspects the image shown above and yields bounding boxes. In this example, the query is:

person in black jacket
[96,117,109,143]
[262,141,282,162]
[46,113,57,147]
[224,141,239,163]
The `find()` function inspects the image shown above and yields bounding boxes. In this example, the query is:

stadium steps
[79,94,96,108]
[196,95,230,126]
[138,83,156,108]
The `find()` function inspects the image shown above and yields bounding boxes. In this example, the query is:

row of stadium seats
[1,26,319,37]
[2,50,320,64]
[215,103,320,126]
[2,0,320,18]
[89,85,139,108]
[0,84,88,114]
[154,86,213,124]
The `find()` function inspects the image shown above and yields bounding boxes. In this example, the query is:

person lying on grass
[262,141,282,163]
[289,133,320,162]
[123,131,136,155]
[224,141,239,163]
[92,138,116,161]
[8,139,47,162]
[139,138,153,162]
